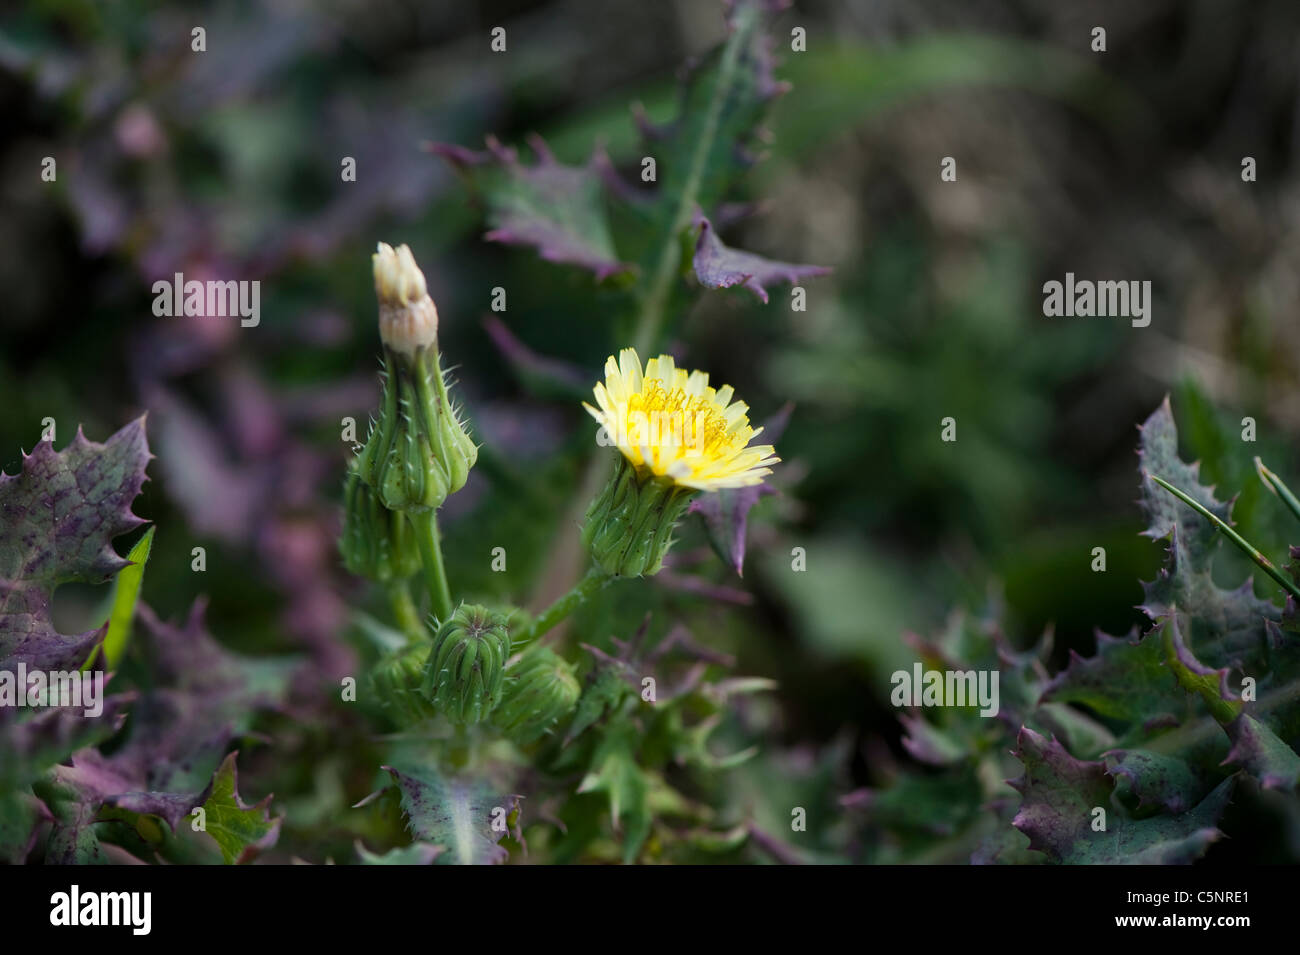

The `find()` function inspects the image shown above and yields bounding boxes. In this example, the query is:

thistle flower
[492,645,582,744]
[421,604,511,724]
[584,348,778,491]
[581,348,778,577]
[355,242,477,512]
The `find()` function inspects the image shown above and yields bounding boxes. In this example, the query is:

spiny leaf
[691,213,830,303]
[194,752,281,864]
[1041,628,1190,731]
[1009,728,1231,864]
[689,403,790,576]
[384,763,519,865]
[431,135,632,281]
[0,418,150,671]
[1138,400,1281,668]
[576,723,651,863]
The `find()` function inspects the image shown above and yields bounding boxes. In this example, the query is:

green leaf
[384,763,519,865]
[576,723,651,864]
[196,752,281,865]
[1042,628,1190,730]
[100,525,154,669]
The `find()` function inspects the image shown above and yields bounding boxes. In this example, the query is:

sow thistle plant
[0,0,821,866]
[344,243,785,859]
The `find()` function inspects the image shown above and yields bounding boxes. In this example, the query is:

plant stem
[632,2,753,357]
[410,508,454,622]
[386,578,423,640]
[1149,472,1300,601]
[519,566,611,646]
[1255,457,1300,524]
[535,9,756,607]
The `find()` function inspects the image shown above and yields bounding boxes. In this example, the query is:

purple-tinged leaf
[119,601,296,793]
[1223,714,1300,791]
[384,764,520,866]
[691,213,829,303]
[0,418,151,672]
[1009,727,1230,864]
[689,403,791,576]
[430,134,633,281]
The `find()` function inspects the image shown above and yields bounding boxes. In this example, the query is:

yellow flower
[583,348,778,491]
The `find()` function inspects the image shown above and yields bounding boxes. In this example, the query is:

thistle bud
[421,604,511,724]
[339,469,420,581]
[373,242,438,355]
[356,242,478,512]
[370,641,437,725]
[582,454,695,578]
[493,646,582,744]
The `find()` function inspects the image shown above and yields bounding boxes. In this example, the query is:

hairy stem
[386,578,423,640]
[519,566,611,646]
[632,3,753,357]
[410,508,454,622]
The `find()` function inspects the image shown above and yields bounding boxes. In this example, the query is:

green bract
[371,641,437,725]
[582,454,695,578]
[356,345,478,513]
[493,646,581,744]
[339,468,420,582]
[421,604,511,724]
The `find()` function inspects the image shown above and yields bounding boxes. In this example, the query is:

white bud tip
[373,242,438,353]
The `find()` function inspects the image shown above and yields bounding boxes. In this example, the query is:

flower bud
[356,243,478,512]
[370,641,437,725]
[373,242,438,355]
[339,469,420,581]
[492,645,581,744]
[582,454,695,578]
[421,604,511,724]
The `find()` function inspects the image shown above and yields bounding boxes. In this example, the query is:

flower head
[583,348,778,492]
[373,242,438,355]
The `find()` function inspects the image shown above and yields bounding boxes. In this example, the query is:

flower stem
[518,567,611,646]
[386,578,423,640]
[1149,472,1300,601]
[410,508,454,622]
[1255,457,1300,525]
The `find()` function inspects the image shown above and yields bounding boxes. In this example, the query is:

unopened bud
[421,604,511,724]
[373,242,438,355]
